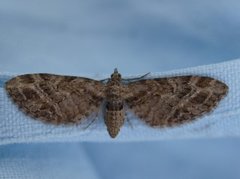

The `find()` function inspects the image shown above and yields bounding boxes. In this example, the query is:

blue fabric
[1,1,240,178]
[0,143,99,179]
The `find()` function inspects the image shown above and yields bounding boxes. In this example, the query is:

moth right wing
[124,76,228,127]
[5,74,106,124]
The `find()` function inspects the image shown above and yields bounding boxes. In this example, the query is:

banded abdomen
[104,78,125,138]
[105,100,124,138]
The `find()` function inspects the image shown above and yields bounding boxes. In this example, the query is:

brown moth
[5,69,228,138]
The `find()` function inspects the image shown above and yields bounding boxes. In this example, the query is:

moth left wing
[124,76,228,127]
[5,74,105,124]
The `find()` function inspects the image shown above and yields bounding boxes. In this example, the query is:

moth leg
[126,115,133,129]
[83,113,99,130]
[125,112,133,129]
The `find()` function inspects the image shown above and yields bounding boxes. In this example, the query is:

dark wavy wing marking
[124,76,228,127]
[5,74,105,124]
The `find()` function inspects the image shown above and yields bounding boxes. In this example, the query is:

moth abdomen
[104,108,125,138]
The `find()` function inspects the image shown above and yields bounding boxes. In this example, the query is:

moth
[5,69,228,138]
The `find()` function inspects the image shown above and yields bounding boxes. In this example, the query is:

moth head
[110,68,122,81]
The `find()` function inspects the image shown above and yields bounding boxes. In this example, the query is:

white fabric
[0,59,239,144]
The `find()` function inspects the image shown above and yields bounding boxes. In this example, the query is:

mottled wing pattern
[125,76,228,127]
[5,74,105,124]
